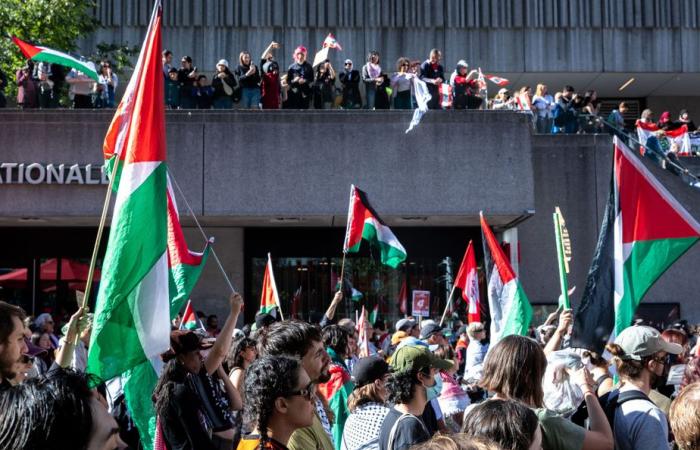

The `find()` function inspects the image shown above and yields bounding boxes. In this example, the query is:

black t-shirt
[160,380,218,450]
[378,407,430,450]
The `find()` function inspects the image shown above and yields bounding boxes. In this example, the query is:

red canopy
[0,259,101,287]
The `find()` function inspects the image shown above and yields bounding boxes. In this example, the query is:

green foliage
[0,0,138,105]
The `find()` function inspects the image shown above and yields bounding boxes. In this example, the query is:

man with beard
[604,326,683,450]
[0,301,28,390]
[258,320,335,450]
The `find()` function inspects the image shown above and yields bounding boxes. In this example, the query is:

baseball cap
[391,345,453,373]
[419,323,443,340]
[396,318,417,332]
[170,330,211,355]
[352,356,393,387]
[614,325,683,361]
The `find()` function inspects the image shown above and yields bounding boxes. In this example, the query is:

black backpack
[600,389,654,430]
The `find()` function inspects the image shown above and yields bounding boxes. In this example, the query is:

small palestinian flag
[180,300,199,330]
[486,75,509,86]
[481,213,532,345]
[344,185,407,268]
[260,253,281,315]
[369,303,379,325]
[11,36,99,81]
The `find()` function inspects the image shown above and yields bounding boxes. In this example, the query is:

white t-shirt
[614,387,671,450]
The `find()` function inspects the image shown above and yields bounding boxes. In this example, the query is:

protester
[552,86,577,134]
[670,382,700,450]
[286,46,313,109]
[34,312,59,348]
[165,67,180,108]
[237,355,315,450]
[339,59,362,109]
[228,336,258,447]
[391,57,413,110]
[463,322,488,385]
[491,89,515,110]
[532,84,554,133]
[450,60,480,110]
[678,109,696,131]
[341,356,392,450]
[95,61,118,108]
[377,345,452,450]
[580,350,614,397]
[211,59,237,109]
[606,101,628,139]
[0,301,28,389]
[313,60,336,109]
[480,335,613,450]
[56,312,92,372]
[420,323,448,347]
[362,51,382,110]
[462,398,543,450]
[16,63,38,108]
[0,368,127,449]
[163,49,173,77]
[34,61,55,108]
[261,58,282,109]
[420,49,445,110]
[177,55,198,109]
[319,324,355,449]
[258,320,334,450]
[66,68,95,108]
[412,434,503,450]
[153,293,243,450]
[235,51,262,109]
[604,325,683,450]
[374,73,391,109]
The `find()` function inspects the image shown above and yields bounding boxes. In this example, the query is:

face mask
[651,359,671,390]
[425,372,442,402]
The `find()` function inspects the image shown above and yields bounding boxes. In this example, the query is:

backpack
[386,413,429,450]
[600,389,654,431]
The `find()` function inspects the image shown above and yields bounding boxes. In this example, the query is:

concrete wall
[79,0,700,75]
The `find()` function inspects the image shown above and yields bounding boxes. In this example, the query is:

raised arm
[319,290,343,327]
[204,292,243,374]
[543,308,572,357]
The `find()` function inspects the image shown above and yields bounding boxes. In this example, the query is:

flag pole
[439,284,458,327]
[267,253,285,321]
[169,171,237,294]
[74,155,123,344]
[553,209,570,309]
[339,252,347,285]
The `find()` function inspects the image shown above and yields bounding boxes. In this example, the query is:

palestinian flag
[344,185,407,268]
[85,4,177,449]
[454,240,481,323]
[486,74,509,86]
[369,303,379,325]
[317,353,354,450]
[351,287,363,302]
[572,137,700,352]
[481,213,532,345]
[260,253,281,315]
[322,33,342,50]
[179,300,199,330]
[11,36,98,81]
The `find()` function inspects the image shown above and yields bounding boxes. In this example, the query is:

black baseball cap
[351,356,393,388]
[419,323,443,340]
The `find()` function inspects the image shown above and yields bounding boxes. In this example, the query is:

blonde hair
[670,382,700,450]
[534,84,546,97]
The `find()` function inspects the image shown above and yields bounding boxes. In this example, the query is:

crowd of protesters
[4,44,697,139]
[1,290,700,450]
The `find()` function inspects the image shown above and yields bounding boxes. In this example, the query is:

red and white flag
[486,75,509,86]
[454,241,481,323]
[665,125,691,155]
[356,306,370,357]
[322,33,342,51]
[636,120,659,148]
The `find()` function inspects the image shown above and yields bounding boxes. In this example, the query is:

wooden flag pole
[439,284,458,327]
[73,156,123,345]
[339,252,348,286]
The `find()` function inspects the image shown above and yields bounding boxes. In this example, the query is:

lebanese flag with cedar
[454,240,481,323]
[573,137,700,352]
[344,185,407,268]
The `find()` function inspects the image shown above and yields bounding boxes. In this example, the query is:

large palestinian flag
[343,185,407,268]
[260,253,281,316]
[481,213,532,345]
[572,137,700,352]
[11,36,98,81]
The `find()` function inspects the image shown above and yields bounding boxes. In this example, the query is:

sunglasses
[286,383,314,401]
[20,355,34,364]
[345,63,352,66]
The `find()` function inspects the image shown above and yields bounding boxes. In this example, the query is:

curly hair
[226,336,257,369]
[0,368,95,450]
[244,355,302,449]
[322,324,349,358]
[461,399,539,450]
[153,359,188,419]
[386,368,423,405]
[258,320,322,359]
